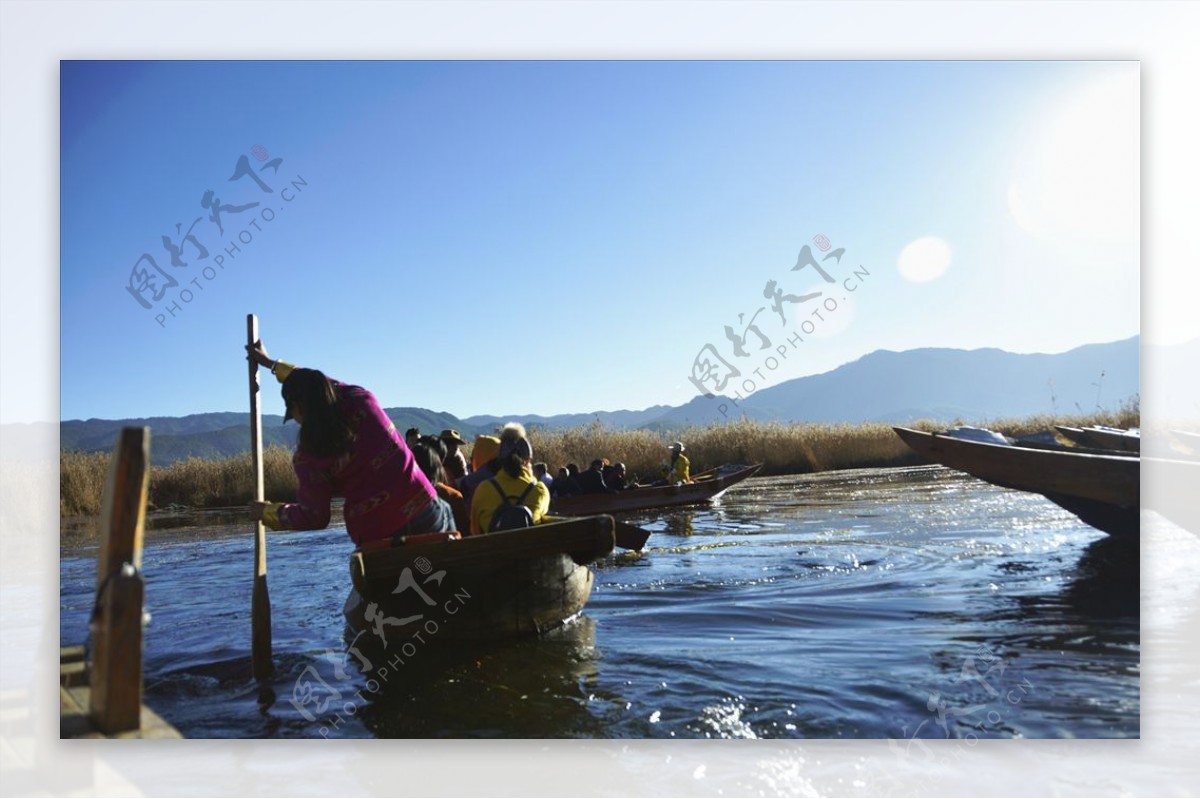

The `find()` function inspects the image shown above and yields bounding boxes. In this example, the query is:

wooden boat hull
[345,516,615,640]
[1055,425,1141,454]
[893,427,1140,537]
[550,463,762,516]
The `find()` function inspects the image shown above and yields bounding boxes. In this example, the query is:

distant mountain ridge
[55,407,483,467]
[462,405,674,433]
[738,337,1140,424]
[44,337,1144,465]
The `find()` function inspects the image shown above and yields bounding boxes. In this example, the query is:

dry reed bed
[60,446,297,518]
[60,408,1139,518]
[529,406,1138,480]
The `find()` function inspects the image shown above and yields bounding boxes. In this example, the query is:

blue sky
[60,60,1139,422]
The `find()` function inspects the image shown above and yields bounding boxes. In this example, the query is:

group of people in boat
[245,343,694,546]
[542,459,626,497]
[544,443,691,498]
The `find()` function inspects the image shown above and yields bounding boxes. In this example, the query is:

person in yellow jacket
[665,441,691,485]
[469,422,551,535]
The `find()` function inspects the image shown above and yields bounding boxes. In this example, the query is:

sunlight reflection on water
[60,465,1141,740]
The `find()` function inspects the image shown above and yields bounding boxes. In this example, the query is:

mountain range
[9,336,1154,466]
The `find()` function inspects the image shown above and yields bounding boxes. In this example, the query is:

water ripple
[60,466,1139,738]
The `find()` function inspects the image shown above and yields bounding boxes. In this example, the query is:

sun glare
[1008,68,1138,245]
[897,236,952,283]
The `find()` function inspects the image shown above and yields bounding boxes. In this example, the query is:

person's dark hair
[497,422,533,478]
[405,427,420,441]
[281,368,355,458]
[590,458,604,470]
[532,462,548,478]
[419,434,448,461]
[567,463,580,476]
[411,438,448,485]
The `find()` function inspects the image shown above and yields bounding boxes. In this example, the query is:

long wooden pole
[89,426,150,734]
[248,314,273,681]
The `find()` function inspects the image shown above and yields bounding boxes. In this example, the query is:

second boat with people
[548,463,763,516]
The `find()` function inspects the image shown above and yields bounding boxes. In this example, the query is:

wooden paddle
[613,520,652,551]
[543,514,652,551]
[247,314,273,681]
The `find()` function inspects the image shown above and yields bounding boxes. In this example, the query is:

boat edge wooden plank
[893,426,1140,538]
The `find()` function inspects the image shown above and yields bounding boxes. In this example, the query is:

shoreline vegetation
[60,409,1139,519]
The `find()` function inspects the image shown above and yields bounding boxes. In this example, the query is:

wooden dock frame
[60,427,181,739]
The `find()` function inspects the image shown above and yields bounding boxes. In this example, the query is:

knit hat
[471,435,501,471]
[498,436,533,462]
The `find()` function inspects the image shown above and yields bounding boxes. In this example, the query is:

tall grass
[60,450,111,518]
[147,446,297,510]
[526,419,920,479]
[60,445,297,518]
[525,402,1139,482]
[60,405,1139,518]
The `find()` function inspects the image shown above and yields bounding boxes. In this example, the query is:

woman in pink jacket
[247,340,453,546]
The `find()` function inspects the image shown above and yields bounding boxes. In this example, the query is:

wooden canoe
[345,515,615,640]
[893,427,1140,537]
[549,463,762,517]
[1055,425,1141,454]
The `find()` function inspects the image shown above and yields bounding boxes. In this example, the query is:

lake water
[59,465,1139,739]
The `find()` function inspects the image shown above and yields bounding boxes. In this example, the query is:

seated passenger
[552,466,581,498]
[577,458,617,494]
[411,436,471,534]
[667,442,691,484]
[458,434,501,507]
[470,423,550,535]
[532,462,554,491]
[653,442,692,486]
[603,461,630,490]
[440,428,470,483]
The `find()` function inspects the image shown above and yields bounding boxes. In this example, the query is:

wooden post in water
[248,313,274,681]
[88,426,149,735]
